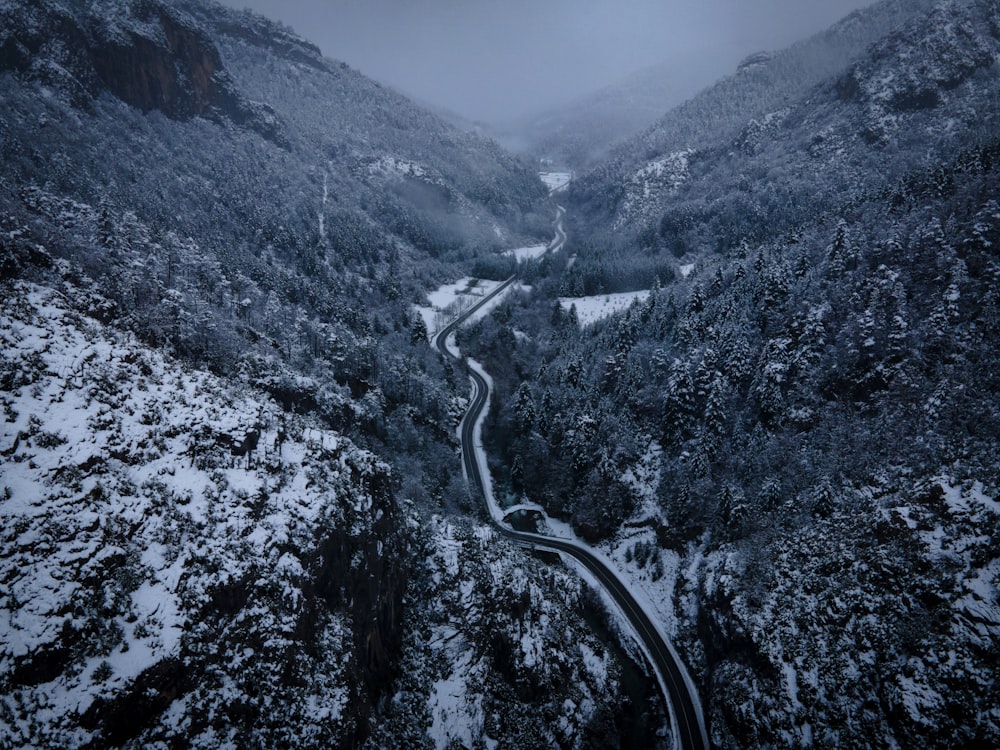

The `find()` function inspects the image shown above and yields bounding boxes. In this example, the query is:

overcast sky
[218,0,875,123]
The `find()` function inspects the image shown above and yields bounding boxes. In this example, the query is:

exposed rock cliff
[0,0,282,140]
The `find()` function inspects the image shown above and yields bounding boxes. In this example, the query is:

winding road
[431,203,709,750]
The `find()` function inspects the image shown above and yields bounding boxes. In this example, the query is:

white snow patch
[426,648,484,750]
[367,155,427,178]
[415,277,522,339]
[504,244,548,262]
[540,171,572,193]
[559,290,651,327]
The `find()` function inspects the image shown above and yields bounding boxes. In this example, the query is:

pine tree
[550,300,564,327]
[511,453,524,492]
[410,312,428,345]
[719,484,748,534]
[812,480,836,518]
[97,198,117,250]
[754,337,791,423]
[566,303,579,329]
[702,375,729,455]
[826,219,857,275]
[514,383,536,435]
[663,359,697,444]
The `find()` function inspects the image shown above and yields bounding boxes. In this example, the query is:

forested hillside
[0,0,647,747]
[0,0,554,501]
[571,0,940,254]
[516,0,936,174]
[467,0,1000,746]
[4,0,999,746]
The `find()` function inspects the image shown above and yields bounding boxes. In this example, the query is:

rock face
[91,1,224,118]
[0,0,282,141]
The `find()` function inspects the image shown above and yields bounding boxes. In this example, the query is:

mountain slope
[515,0,938,173]
[509,55,720,170]
[0,279,405,748]
[462,1,1000,746]
[566,0,998,290]
[0,1,648,747]
[570,0,944,244]
[0,0,550,460]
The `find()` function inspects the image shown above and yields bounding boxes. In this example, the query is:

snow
[504,243,548,262]
[427,647,484,750]
[621,440,664,510]
[415,277,522,339]
[0,281,375,747]
[559,290,651,327]
[782,660,803,712]
[679,263,696,278]
[366,154,428,179]
[579,642,608,685]
[540,171,572,194]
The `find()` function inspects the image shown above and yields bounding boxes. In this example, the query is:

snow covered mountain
[510,0,938,172]
[1,280,405,747]
[0,0,646,747]
[462,1,1000,747]
[570,0,998,274]
[4,0,999,747]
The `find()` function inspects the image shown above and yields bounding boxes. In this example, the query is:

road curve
[432,210,709,750]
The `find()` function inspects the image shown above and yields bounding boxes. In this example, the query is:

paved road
[432,209,709,750]
[549,205,566,252]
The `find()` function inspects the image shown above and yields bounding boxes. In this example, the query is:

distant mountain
[508,0,940,172]
[552,0,938,186]
[507,54,723,170]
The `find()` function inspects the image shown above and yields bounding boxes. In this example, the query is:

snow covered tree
[514,382,536,435]
[663,359,696,444]
[410,312,428,345]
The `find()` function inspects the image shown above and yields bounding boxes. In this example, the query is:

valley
[2,0,999,748]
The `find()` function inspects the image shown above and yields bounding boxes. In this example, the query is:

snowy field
[415,277,525,338]
[539,171,572,193]
[559,290,651,327]
[504,244,548,262]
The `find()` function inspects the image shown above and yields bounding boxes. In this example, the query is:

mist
[218,0,876,124]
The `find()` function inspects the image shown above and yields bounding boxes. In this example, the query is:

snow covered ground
[415,277,525,338]
[559,290,651,327]
[539,171,572,194]
[504,244,548,262]
[406,517,621,750]
[0,281,388,748]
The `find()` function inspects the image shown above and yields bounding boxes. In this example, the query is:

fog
[219,0,876,124]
